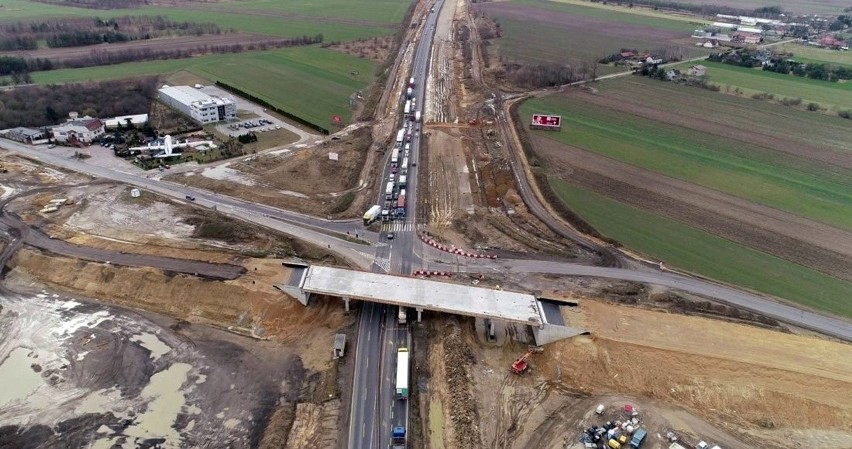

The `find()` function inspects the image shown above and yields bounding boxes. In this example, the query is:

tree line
[587,0,785,18]
[708,51,851,81]
[0,35,323,85]
[0,16,224,51]
[0,77,158,129]
[31,0,149,9]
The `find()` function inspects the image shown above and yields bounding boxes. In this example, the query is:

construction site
[0,0,849,447]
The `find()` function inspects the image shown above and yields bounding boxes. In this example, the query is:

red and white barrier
[413,270,452,277]
[419,233,497,260]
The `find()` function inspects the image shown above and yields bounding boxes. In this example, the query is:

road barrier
[413,270,452,277]
[419,233,497,260]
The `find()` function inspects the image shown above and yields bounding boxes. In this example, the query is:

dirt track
[0,34,283,62]
[534,136,852,281]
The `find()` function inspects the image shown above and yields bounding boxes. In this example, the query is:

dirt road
[0,190,246,281]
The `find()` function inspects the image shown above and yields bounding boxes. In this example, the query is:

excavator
[511,346,544,375]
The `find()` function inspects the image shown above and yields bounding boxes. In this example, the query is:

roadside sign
[531,114,562,130]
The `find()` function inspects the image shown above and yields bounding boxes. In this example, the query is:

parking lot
[197,85,316,143]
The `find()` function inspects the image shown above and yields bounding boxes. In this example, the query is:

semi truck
[363,205,381,225]
[392,426,407,448]
[414,110,421,122]
[396,190,406,217]
[385,181,394,201]
[396,348,409,400]
[403,100,411,115]
[396,129,405,145]
[398,175,407,188]
[391,147,400,164]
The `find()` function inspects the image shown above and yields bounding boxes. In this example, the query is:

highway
[347,1,443,447]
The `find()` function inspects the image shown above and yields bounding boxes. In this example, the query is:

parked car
[185,195,196,201]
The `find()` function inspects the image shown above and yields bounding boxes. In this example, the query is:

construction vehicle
[392,426,407,448]
[363,205,381,225]
[511,346,543,375]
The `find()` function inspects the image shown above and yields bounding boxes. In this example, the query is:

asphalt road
[0,139,379,269]
[348,2,443,448]
[421,254,852,342]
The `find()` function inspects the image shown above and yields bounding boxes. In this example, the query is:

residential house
[1,127,45,144]
[645,56,663,65]
[53,116,105,146]
[818,35,844,49]
[731,32,761,45]
[687,65,706,77]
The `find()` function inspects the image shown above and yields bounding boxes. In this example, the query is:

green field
[30,47,376,126]
[550,179,852,317]
[0,0,401,41]
[778,44,852,69]
[0,0,407,24]
[520,95,852,231]
[475,0,706,70]
[686,60,852,110]
[591,76,852,153]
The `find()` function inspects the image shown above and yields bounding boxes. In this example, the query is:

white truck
[398,306,407,324]
[385,181,394,201]
[396,348,409,400]
[414,110,421,122]
[404,100,411,115]
[395,129,405,145]
[363,205,381,225]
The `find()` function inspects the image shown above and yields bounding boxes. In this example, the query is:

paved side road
[0,140,378,270]
[445,257,852,343]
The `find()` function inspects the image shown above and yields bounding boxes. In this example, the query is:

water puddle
[0,347,43,407]
[130,333,171,361]
[122,362,192,448]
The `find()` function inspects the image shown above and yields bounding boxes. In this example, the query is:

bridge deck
[302,266,542,325]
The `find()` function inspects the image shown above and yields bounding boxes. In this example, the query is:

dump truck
[363,205,381,225]
[392,426,407,448]
[396,348,409,399]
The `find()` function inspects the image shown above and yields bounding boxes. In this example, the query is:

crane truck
[396,348,409,400]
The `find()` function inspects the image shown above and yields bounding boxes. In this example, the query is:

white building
[157,85,236,124]
[53,115,105,146]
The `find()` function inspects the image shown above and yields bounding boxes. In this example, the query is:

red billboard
[531,114,562,130]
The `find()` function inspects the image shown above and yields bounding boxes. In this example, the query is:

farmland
[549,179,852,317]
[0,0,407,29]
[683,60,852,110]
[521,90,852,231]
[778,43,852,68]
[474,0,705,68]
[30,46,377,125]
[517,76,852,309]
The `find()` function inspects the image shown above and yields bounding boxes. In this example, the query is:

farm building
[158,85,236,124]
[0,127,45,144]
[52,114,105,146]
